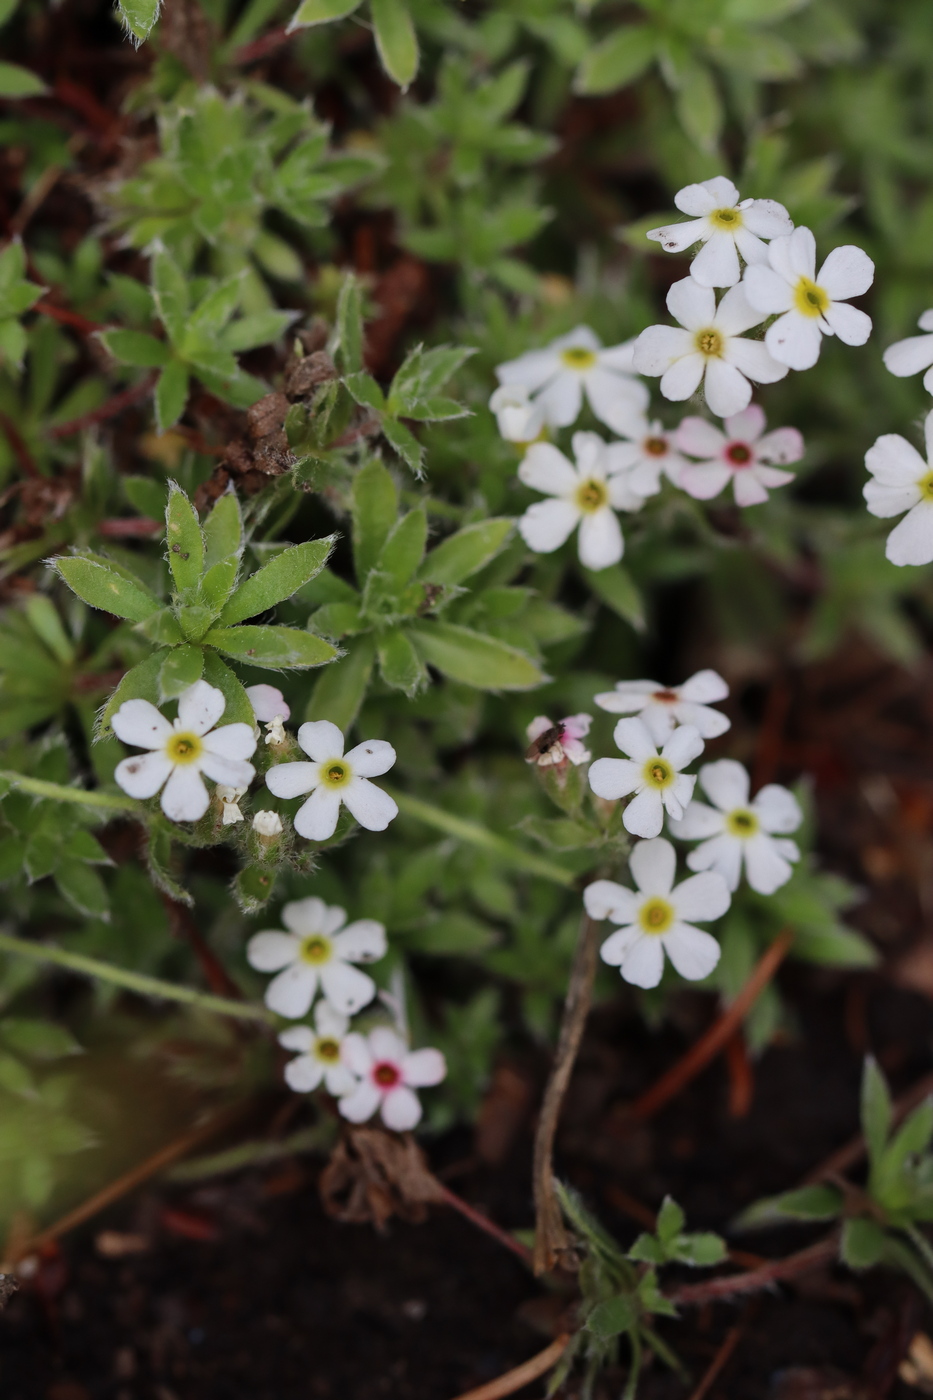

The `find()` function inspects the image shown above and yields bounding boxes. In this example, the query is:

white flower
[489,384,546,444]
[647,176,793,289]
[584,837,729,989]
[588,718,703,838]
[265,720,398,841]
[742,227,874,371]
[633,279,787,418]
[883,311,933,393]
[495,326,649,435]
[604,417,690,497]
[113,679,256,823]
[338,1026,446,1132]
[217,784,247,824]
[668,759,802,895]
[246,684,290,723]
[525,713,591,766]
[252,809,283,837]
[676,406,803,507]
[593,669,730,744]
[863,411,933,566]
[247,896,386,1018]
[518,432,645,571]
[279,1002,357,1097]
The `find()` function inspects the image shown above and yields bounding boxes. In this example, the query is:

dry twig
[448,1334,571,1400]
[687,1320,747,1400]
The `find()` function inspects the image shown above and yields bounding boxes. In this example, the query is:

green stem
[0,931,274,1025]
[387,789,578,889]
[0,770,141,813]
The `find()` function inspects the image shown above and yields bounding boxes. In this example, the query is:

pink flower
[338,1027,446,1132]
[246,684,290,723]
[676,405,803,507]
[525,713,592,766]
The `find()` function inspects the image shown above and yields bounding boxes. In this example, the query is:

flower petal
[633,326,695,376]
[865,478,923,519]
[724,404,766,442]
[315,1000,349,1036]
[679,463,731,500]
[599,340,639,372]
[112,699,173,750]
[885,501,933,566]
[662,924,721,981]
[629,835,676,895]
[817,245,874,301]
[714,284,767,337]
[342,777,398,832]
[690,232,741,288]
[647,217,708,253]
[266,761,318,798]
[197,752,255,789]
[519,442,579,497]
[584,879,638,924]
[283,896,338,935]
[177,680,226,736]
[669,799,725,840]
[369,1026,407,1062]
[622,787,664,838]
[667,276,716,331]
[742,264,795,316]
[661,722,704,770]
[402,1048,446,1088]
[201,722,257,762]
[864,432,928,485]
[676,178,736,215]
[699,758,749,810]
[883,333,933,379]
[247,930,299,971]
[702,360,752,418]
[679,668,730,704]
[660,353,707,403]
[612,716,658,762]
[265,962,317,1018]
[743,832,796,894]
[324,1064,359,1098]
[333,919,387,964]
[279,1025,315,1051]
[676,416,727,459]
[341,1032,373,1076]
[588,756,642,799]
[296,719,345,762]
[741,199,793,239]
[320,960,376,1015]
[685,833,743,891]
[535,371,583,428]
[723,337,788,386]
[765,311,823,370]
[577,508,623,570]
[823,301,872,347]
[733,472,771,507]
[115,750,172,800]
[283,1055,325,1093]
[733,226,770,267]
[338,1079,382,1124]
[753,783,802,834]
[381,1085,423,1131]
[584,369,650,435]
[344,739,396,779]
[160,764,210,822]
[246,684,290,723]
[495,347,561,393]
[662,773,696,822]
[294,787,343,841]
[620,935,665,988]
[600,926,640,966]
[671,870,731,922]
[755,427,804,464]
[519,499,580,555]
[674,700,731,739]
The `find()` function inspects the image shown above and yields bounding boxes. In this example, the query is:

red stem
[47,374,157,439]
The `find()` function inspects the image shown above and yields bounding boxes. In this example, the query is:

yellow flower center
[575,477,609,513]
[695,328,723,358]
[561,346,597,371]
[793,277,829,319]
[315,1036,341,1062]
[639,897,675,935]
[321,760,351,788]
[919,471,933,501]
[709,207,741,229]
[166,731,203,765]
[642,757,674,789]
[725,808,759,838]
[300,934,333,965]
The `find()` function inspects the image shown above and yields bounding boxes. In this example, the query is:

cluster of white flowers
[865,312,933,566]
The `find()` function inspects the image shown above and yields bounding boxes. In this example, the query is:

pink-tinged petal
[660,353,707,403]
[741,199,793,239]
[588,756,642,799]
[864,433,927,485]
[266,760,318,799]
[535,372,583,428]
[201,722,257,762]
[661,722,704,769]
[668,800,725,841]
[685,833,743,891]
[742,264,794,317]
[279,1025,315,1051]
[702,360,752,418]
[562,713,592,740]
[732,472,770,507]
[690,233,741,288]
[342,776,398,832]
[284,1056,325,1093]
[495,347,561,393]
[662,924,721,981]
[519,499,580,555]
[864,478,921,519]
[676,177,738,215]
[647,217,709,253]
[755,465,795,490]
[319,961,376,1016]
[765,311,823,370]
[620,935,665,988]
[112,698,173,750]
[600,926,641,966]
[823,301,872,347]
[885,501,933,566]
[724,404,766,442]
[743,833,795,894]
[884,334,933,378]
[247,930,299,971]
[671,870,731,922]
[577,508,624,570]
[817,245,874,300]
[519,442,579,496]
[176,680,226,736]
[612,716,658,762]
[699,758,749,810]
[676,416,727,458]
[114,750,172,799]
[679,463,732,500]
[197,751,255,789]
[283,896,340,935]
[723,337,788,386]
[338,1079,382,1124]
[381,1084,423,1131]
[341,1032,374,1076]
[755,427,804,464]
[402,1048,446,1088]
[667,276,716,331]
[633,325,695,376]
[369,1026,407,1062]
[297,719,345,762]
[324,1064,358,1098]
[672,700,730,739]
[333,919,387,964]
[584,369,650,435]
[293,786,342,841]
[344,738,396,779]
[160,764,210,822]
[629,835,676,896]
[246,684,290,723]
[584,879,638,924]
[622,787,664,838]
[265,962,318,1018]
[733,226,770,267]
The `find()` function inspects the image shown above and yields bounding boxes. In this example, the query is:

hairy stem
[0,769,140,812]
[669,1234,838,1305]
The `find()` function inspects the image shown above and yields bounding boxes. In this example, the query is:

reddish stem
[34,299,102,337]
[232,25,294,64]
[0,411,38,477]
[97,518,161,538]
[47,374,157,439]
[669,1235,838,1306]
[159,893,244,1002]
[436,1183,533,1267]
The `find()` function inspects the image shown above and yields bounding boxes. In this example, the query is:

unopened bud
[264,715,288,746]
[252,810,283,839]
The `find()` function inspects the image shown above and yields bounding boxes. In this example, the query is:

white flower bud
[216,784,247,825]
[264,715,288,746]
[252,810,283,838]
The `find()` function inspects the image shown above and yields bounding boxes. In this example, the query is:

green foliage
[0,240,44,372]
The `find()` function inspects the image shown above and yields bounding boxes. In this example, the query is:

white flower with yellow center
[742,226,874,370]
[338,1026,447,1132]
[265,719,397,842]
[588,717,704,838]
[495,326,649,435]
[883,310,933,393]
[668,759,802,895]
[584,837,729,989]
[518,431,646,571]
[863,410,933,566]
[647,176,793,288]
[633,279,787,419]
[593,670,730,745]
[278,1002,357,1097]
[112,680,257,823]
[247,896,387,1018]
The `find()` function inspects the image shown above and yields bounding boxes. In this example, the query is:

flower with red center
[593,670,730,745]
[675,405,804,506]
[603,417,691,498]
[525,713,592,767]
[338,1027,447,1131]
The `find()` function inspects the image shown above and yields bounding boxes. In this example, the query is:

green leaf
[419,519,514,586]
[673,60,724,154]
[587,1294,635,1340]
[380,415,423,474]
[841,1217,886,1270]
[221,310,298,354]
[158,644,204,701]
[54,556,161,622]
[305,635,375,730]
[98,329,170,368]
[371,0,418,88]
[401,911,496,954]
[736,1185,844,1228]
[289,0,362,25]
[97,652,163,739]
[862,1056,892,1169]
[352,459,399,582]
[0,1019,82,1060]
[409,621,545,691]
[0,61,47,97]
[344,371,385,412]
[204,624,338,670]
[881,1099,933,1179]
[518,815,601,851]
[0,1055,34,1098]
[200,651,256,728]
[627,1233,666,1264]
[377,509,427,591]
[56,858,110,919]
[118,0,161,40]
[676,1233,727,1267]
[724,0,809,19]
[378,627,428,696]
[155,360,189,433]
[657,1196,685,1243]
[123,474,166,520]
[24,594,74,664]
[335,274,364,373]
[203,493,243,568]
[0,0,22,27]
[220,538,335,625]
[582,563,645,630]
[136,607,185,646]
[146,820,191,905]
[574,24,656,95]
[165,483,205,596]
[151,245,189,342]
